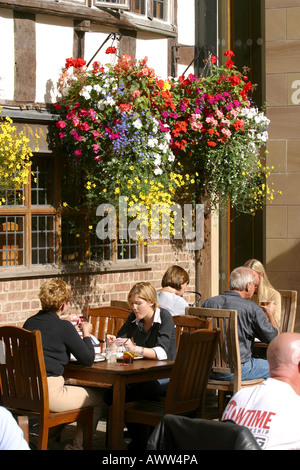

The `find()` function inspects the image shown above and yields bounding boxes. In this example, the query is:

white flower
[81,85,93,99]
[97,100,105,110]
[104,96,116,106]
[153,154,161,165]
[154,167,163,175]
[94,84,103,94]
[148,138,158,148]
[133,119,143,130]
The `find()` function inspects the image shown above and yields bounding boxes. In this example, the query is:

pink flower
[59,132,65,139]
[72,116,80,126]
[56,120,66,129]
[71,130,83,141]
[92,144,100,153]
[221,128,232,138]
[81,121,90,131]
[133,90,140,98]
[92,130,100,138]
[75,149,82,156]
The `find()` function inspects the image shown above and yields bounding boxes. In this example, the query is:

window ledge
[124,14,177,37]
[0,262,152,280]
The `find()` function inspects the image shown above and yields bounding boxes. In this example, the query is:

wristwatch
[141,346,144,357]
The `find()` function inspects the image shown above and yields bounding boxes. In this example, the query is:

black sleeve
[62,321,95,366]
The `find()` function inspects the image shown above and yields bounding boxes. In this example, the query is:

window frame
[94,0,130,9]
[0,141,145,275]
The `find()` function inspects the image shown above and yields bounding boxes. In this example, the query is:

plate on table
[94,353,105,362]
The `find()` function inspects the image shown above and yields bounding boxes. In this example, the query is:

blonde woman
[107,281,176,361]
[105,281,176,449]
[244,259,281,327]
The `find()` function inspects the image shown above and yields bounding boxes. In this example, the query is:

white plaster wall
[85,27,120,68]
[177,0,195,46]
[136,37,168,79]
[35,15,74,103]
[0,10,14,101]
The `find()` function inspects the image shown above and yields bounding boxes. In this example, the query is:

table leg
[108,376,126,450]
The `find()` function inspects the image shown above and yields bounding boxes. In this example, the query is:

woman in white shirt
[157,265,190,316]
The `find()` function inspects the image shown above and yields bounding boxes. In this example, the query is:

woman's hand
[116,337,135,352]
[81,321,93,337]
[106,334,116,343]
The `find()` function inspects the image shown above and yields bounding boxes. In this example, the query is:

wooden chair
[278,289,297,333]
[82,306,129,342]
[0,326,93,450]
[172,315,212,348]
[110,300,131,311]
[253,289,298,357]
[122,328,220,433]
[186,307,265,415]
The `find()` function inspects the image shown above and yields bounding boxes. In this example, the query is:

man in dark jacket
[202,266,279,380]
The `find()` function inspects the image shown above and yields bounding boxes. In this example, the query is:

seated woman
[244,259,282,327]
[23,278,107,450]
[156,265,190,316]
[105,281,176,449]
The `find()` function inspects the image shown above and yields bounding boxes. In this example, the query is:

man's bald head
[268,333,300,378]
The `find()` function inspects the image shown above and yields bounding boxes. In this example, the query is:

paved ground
[27,390,221,450]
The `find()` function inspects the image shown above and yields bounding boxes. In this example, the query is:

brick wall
[0,239,196,327]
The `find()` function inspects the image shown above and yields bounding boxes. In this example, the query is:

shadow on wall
[59,269,109,315]
[267,241,300,332]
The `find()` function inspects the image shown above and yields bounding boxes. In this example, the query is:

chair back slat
[165,328,220,415]
[83,306,129,341]
[0,327,48,414]
[110,300,131,311]
[186,307,240,382]
[172,315,212,348]
[278,290,297,333]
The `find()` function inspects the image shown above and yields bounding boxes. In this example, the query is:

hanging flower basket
[53,49,280,230]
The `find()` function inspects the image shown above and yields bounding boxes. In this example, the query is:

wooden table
[64,358,174,449]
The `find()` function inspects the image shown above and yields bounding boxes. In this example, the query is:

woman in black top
[105,282,177,448]
[23,279,106,450]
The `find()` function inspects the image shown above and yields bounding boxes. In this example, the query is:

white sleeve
[0,407,30,450]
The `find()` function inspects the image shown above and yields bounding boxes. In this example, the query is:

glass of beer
[260,300,271,307]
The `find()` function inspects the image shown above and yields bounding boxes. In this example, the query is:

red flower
[207,141,217,147]
[230,75,241,86]
[211,55,217,64]
[119,103,132,113]
[224,50,235,58]
[65,57,86,69]
[106,46,117,54]
[225,59,234,70]
[172,120,188,137]
[173,139,187,150]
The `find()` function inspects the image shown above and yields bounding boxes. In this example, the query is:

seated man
[221,333,300,450]
[202,266,279,380]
